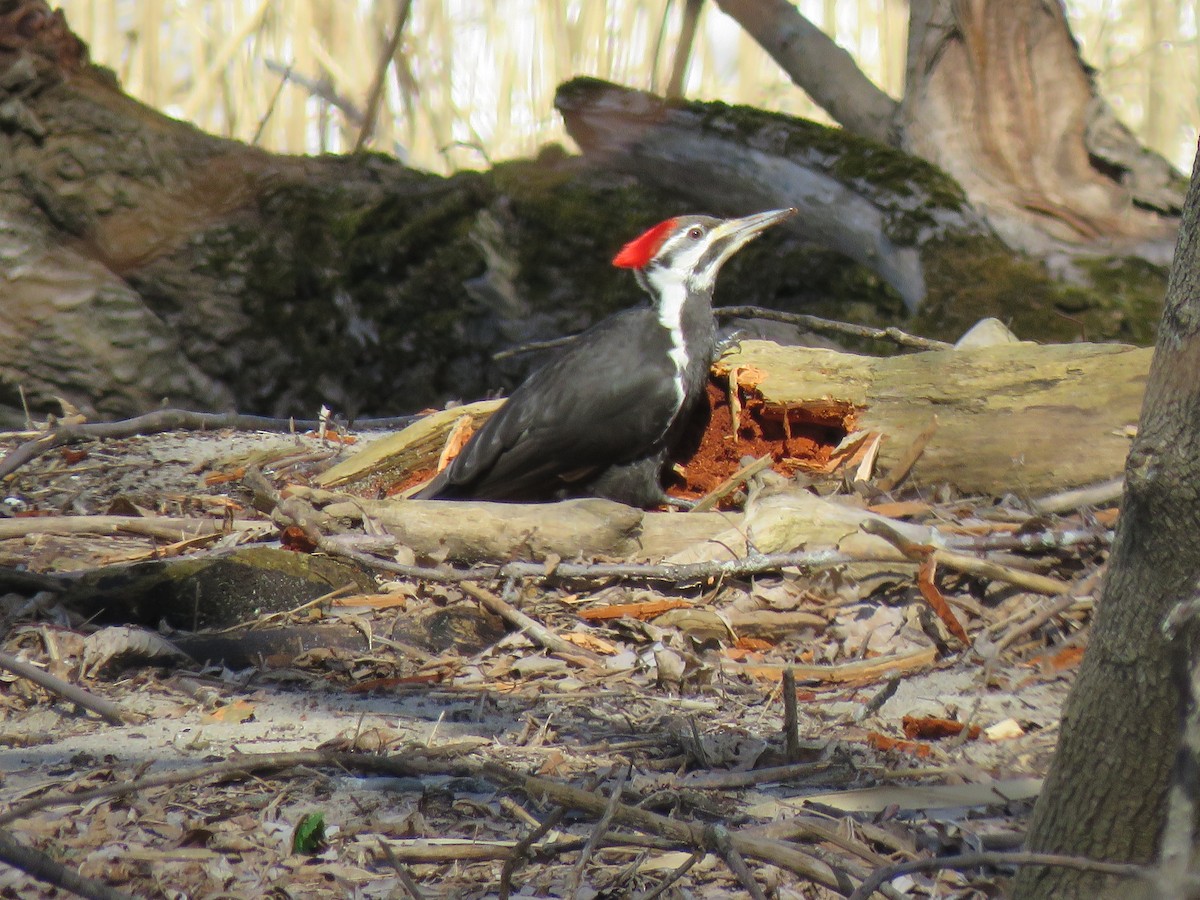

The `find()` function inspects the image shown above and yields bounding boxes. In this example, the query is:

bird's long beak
[695,207,796,289]
[715,207,797,250]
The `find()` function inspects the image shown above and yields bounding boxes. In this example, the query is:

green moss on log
[916,234,1167,344]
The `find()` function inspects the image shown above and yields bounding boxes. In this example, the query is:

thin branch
[1030,477,1124,515]
[690,454,773,512]
[848,850,1146,900]
[0,650,136,726]
[483,760,855,894]
[460,582,598,660]
[0,828,134,900]
[499,804,571,900]
[567,766,631,896]
[0,408,419,481]
[0,749,478,828]
[715,305,951,351]
[354,0,413,151]
[0,515,262,542]
[707,824,768,900]
[861,519,1072,596]
[634,849,703,900]
[328,541,870,586]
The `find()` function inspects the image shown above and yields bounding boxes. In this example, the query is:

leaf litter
[0,415,1111,898]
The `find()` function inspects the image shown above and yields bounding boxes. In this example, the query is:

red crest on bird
[612,218,678,269]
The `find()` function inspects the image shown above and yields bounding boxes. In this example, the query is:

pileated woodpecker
[415,207,796,507]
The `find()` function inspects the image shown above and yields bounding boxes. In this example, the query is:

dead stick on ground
[708,824,768,900]
[499,804,572,900]
[1030,477,1124,515]
[567,766,630,896]
[0,650,135,726]
[376,840,429,900]
[331,542,877,586]
[0,749,479,828]
[994,593,1085,653]
[0,827,135,900]
[0,515,263,542]
[676,760,833,790]
[782,668,801,763]
[861,519,1072,596]
[0,408,420,481]
[459,582,599,661]
[482,760,856,895]
[636,849,703,900]
[848,850,1146,900]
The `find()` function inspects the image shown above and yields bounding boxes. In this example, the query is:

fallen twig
[782,668,801,763]
[738,646,938,684]
[677,759,835,790]
[707,823,768,900]
[714,306,952,352]
[690,454,774,512]
[0,649,136,725]
[0,827,135,900]
[1030,477,1124,515]
[993,593,1088,653]
[0,408,419,481]
[567,766,630,897]
[0,748,478,828]
[634,849,703,900]
[0,515,262,542]
[460,582,599,661]
[329,542,876,586]
[376,839,429,900]
[862,519,1072,596]
[848,849,1146,900]
[483,760,855,894]
[499,803,571,900]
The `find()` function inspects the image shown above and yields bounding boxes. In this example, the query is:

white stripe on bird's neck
[645,266,692,407]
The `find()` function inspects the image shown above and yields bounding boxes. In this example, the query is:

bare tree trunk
[1015,143,1200,898]
[716,0,1183,261]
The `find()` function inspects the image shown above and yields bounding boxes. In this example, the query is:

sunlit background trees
[56,0,1199,174]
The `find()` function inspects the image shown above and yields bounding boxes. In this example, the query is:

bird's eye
[687,226,704,240]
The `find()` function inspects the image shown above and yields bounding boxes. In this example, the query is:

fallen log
[323,337,1147,501]
[718,339,1148,496]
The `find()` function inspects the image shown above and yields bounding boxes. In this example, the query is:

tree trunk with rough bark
[1014,144,1200,898]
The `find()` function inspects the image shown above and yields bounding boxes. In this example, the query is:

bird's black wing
[418,309,684,500]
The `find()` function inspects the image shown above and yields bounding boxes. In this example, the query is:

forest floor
[0,417,1106,899]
